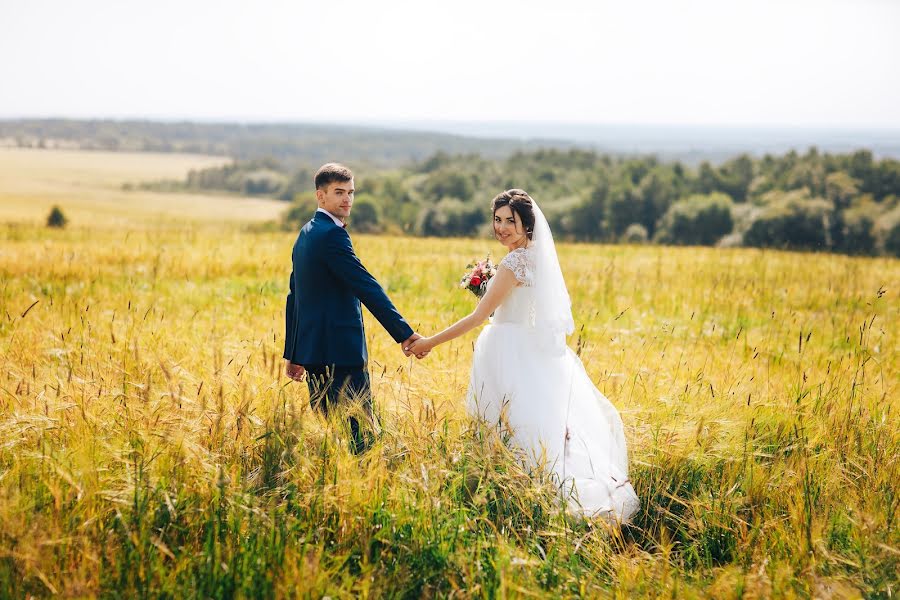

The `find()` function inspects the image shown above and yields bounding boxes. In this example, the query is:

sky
[1,0,899,128]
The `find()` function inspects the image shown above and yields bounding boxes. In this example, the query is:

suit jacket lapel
[313,210,347,230]
[313,210,334,226]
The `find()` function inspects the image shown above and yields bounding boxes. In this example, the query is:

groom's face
[317,178,355,221]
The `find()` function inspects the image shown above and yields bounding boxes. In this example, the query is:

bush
[550,193,607,241]
[654,193,734,246]
[743,191,834,251]
[716,232,744,248]
[729,203,759,236]
[838,200,880,255]
[239,169,287,196]
[874,205,900,257]
[606,186,643,238]
[824,171,860,210]
[281,193,316,231]
[416,198,485,237]
[349,195,382,233]
[47,205,67,228]
[422,170,476,203]
[621,223,648,244]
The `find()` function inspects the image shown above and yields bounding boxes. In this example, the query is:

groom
[283,163,423,453]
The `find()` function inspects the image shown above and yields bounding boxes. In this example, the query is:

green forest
[156,148,900,257]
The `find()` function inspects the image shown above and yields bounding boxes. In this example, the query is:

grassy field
[0,151,898,598]
[0,148,285,227]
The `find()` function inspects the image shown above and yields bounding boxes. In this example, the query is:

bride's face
[493,205,527,249]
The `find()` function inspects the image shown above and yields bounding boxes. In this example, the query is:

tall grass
[0,223,896,598]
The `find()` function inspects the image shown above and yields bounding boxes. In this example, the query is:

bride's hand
[407,336,434,359]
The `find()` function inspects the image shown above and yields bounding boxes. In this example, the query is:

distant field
[0,148,286,226]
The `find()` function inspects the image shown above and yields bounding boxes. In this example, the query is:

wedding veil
[530,199,575,354]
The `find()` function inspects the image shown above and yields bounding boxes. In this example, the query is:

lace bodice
[499,247,535,287]
[490,247,537,326]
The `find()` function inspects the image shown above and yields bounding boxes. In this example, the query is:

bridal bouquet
[460,255,497,298]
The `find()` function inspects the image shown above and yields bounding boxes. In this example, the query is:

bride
[408,189,640,523]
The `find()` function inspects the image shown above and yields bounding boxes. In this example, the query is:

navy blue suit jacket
[283,211,414,367]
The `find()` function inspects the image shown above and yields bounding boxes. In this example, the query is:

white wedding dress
[467,245,640,523]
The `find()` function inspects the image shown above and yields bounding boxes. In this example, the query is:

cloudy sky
[2,0,898,127]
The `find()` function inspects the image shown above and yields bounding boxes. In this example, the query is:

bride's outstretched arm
[406,267,519,356]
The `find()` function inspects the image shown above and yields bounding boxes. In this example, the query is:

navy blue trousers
[304,364,375,454]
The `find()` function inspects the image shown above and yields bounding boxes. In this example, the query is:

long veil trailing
[530,200,575,355]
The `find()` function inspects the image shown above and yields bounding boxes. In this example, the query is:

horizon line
[2,114,900,133]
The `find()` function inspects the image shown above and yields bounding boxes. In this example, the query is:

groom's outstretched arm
[283,267,309,376]
[323,227,414,344]
[283,268,296,360]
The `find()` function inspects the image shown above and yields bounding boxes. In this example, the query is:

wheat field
[0,150,897,598]
[0,148,284,227]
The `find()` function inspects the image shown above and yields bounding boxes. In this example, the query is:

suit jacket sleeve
[283,268,296,361]
[324,227,414,343]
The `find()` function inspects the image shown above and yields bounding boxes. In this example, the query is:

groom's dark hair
[492,189,536,240]
[314,163,354,190]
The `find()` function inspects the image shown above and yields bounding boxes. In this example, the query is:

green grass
[0,223,897,598]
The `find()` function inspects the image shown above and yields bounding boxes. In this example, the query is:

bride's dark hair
[491,189,536,240]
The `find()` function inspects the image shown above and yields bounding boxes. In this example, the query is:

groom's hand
[407,336,433,359]
[285,361,306,382]
[402,333,428,359]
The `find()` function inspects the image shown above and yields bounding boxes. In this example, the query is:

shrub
[654,193,734,246]
[47,205,67,228]
[422,170,476,203]
[621,223,648,244]
[349,195,382,234]
[281,193,316,231]
[743,191,834,251]
[716,232,744,248]
[240,169,287,196]
[874,205,900,257]
[416,198,485,237]
[838,200,880,255]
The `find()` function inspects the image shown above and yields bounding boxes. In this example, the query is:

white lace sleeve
[499,248,534,286]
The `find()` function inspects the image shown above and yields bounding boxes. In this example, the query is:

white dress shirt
[317,207,345,227]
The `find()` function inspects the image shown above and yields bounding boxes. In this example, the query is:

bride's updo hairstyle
[491,189,536,241]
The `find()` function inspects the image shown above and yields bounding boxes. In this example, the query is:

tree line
[282,148,896,256]
[135,146,900,256]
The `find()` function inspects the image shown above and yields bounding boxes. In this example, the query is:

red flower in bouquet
[460,255,497,298]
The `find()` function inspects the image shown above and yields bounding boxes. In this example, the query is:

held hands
[402,333,430,360]
[286,337,427,377]
[406,336,435,359]
[285,361,306,382]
